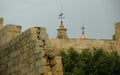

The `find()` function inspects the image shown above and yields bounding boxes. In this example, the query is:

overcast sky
[0,0,120,39]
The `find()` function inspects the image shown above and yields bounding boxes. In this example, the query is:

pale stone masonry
[0,18,120,75]
[115,22,120,40]
[0,18,3,29]
[50,39,120,54]
[57,22,68,39]
[0,24,21,46]
[0,18,63,75]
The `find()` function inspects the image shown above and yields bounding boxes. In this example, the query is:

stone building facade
[0,18,120,75]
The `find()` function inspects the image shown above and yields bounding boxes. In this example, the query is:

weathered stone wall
[115,22,120,40]
[115,40,120,54]
[0,26,63,75]
[0,18,3,29]
[50,38,119,53]
[0,24,21,46]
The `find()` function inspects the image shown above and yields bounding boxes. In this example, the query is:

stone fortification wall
[0,24,21,46]
[0,18,3,29]
[0,18,120,75]
[50,38,119,53]
[115,40,120,54]
[0,27,63,75]
[115,22,120,40]
[50,22,120,54]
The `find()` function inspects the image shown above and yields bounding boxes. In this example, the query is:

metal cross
[58,5,65,24]
[59,13,65,23]
[81,26,85,35]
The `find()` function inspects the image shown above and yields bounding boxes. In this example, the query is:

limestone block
[1,57,7,65]
[55,56,62,64]
[0,51,4,58]
[53,56,63,71]
[12,56,20,66]
[41,72,52,75]
[50,58,56,66]
[30,34,37,40]
[39,66,51,74]
[8,60,12,69]
[38,50,45,58]
[12,70,22,75]
[48,51,56,59]
[21,52,28,60]
[11,50,20,58]
[33,54,39,61]
[28,62,35,71]
[18,63,25,70]
[53,64,63,72]
[0,70,7,75]
[39,33,49,40]
[40,27,46,33]
[0,44,7,51]
[29,28,37,34]
[47,72,52,75]
[0,18,3,29]
[21,66,28,74]
[0,25,21,46]
[19,47,24,54]
[29,41,35,49]
[33,47,43,54]
[29,28,37,39]
[28,49,34,57]
[53,71,63,75]
[36,40,44,47]
[33,68,39,75]
[11,66,16,73]
[0,64,6,71]
[27,56,34,63]
[35,58,48,67]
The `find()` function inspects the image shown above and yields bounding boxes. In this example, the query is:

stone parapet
[0,18,3,30]
[0,24,21,46]
[50,38,118,53]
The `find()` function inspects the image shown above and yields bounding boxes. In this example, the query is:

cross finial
[58,5,65,24]
[81,26,85,35]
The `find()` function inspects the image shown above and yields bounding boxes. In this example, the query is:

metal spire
[58,5,65,24]
[81,26,85,35]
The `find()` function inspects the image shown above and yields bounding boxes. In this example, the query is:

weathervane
[58,5,65,24]
[81,26,85,35]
